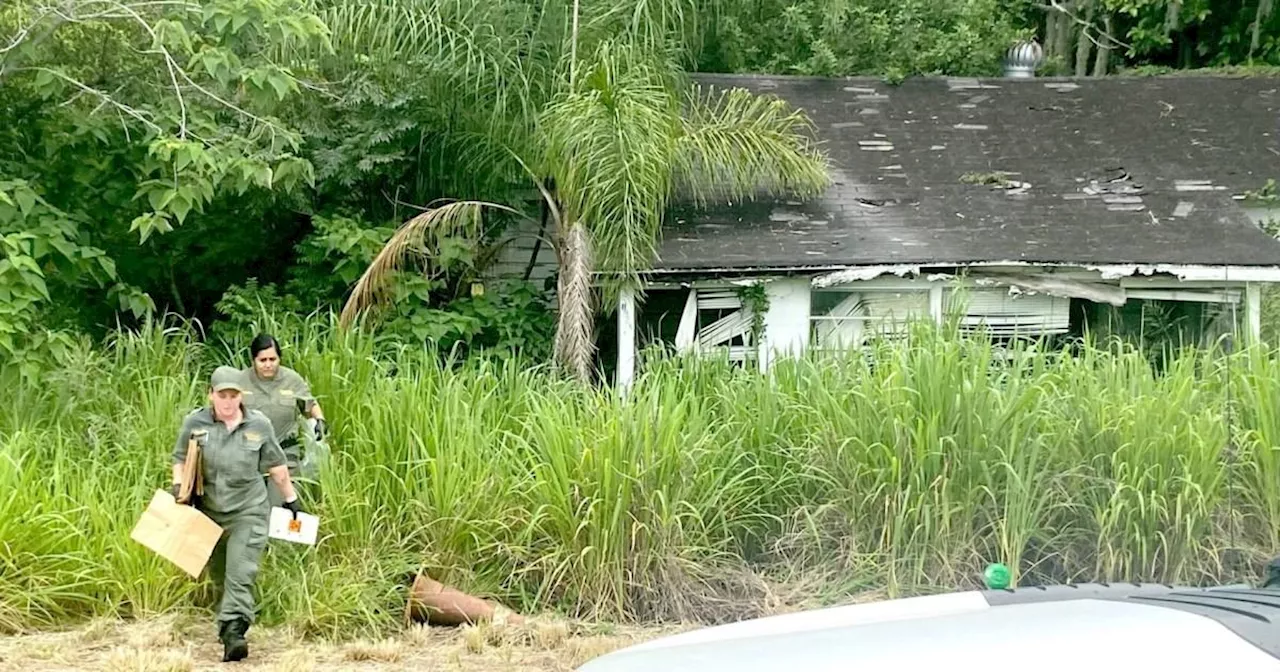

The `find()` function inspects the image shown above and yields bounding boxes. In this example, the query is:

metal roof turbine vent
[1003,41,1043,78]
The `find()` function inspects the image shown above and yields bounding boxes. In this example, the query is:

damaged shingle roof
[655,74,1280,272]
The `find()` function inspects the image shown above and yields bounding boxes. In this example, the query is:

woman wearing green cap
[171,365,305,663]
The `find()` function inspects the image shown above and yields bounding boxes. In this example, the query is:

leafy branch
[1040,0,1133,53]
[736,282,769,345]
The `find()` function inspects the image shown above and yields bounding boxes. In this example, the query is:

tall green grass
[3,317,1280,636]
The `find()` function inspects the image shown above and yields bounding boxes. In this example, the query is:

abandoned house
[491,58,1280,387]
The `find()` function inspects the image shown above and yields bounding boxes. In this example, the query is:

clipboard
[269,507,320,545]
[177,433,204,504]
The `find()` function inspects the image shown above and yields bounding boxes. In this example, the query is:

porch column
[617,285,637,392]
[758,277,811,372]
[929,283,944,324]
[1246,282,1262,344]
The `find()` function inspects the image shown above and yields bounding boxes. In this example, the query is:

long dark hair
[250,334,281,360]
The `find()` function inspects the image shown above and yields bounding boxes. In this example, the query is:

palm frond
[291,0,543,130]
[302,0,518,75]
[540,41,679,286]
[338,199,516,328]
[414,116,540,200]
[674,84,831,208]
[578,0,704,66]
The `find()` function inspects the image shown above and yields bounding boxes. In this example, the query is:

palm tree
[536,42,829,380]
[316,0,830,381]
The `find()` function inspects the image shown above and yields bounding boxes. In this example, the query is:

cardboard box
[130,489,224,578]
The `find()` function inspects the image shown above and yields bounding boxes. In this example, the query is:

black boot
[220,618,249,662]
[1265,558,1280,589]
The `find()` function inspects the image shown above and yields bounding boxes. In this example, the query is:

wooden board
[130,489,224,578]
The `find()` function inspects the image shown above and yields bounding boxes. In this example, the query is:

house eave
[642,261,1280,284]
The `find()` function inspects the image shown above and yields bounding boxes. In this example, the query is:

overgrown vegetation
[4,0,1280,641]
[3,317,1280,635]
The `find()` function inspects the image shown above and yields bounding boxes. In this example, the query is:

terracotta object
[404,572,524,626]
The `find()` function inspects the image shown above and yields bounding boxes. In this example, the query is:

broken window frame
[808,286,932,351]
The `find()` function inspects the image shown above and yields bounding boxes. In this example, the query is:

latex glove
[282,498,302,519]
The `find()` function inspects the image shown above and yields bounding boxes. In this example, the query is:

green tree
[1039,0,1279,74]
[692,0,1030,78]
[0,0,330,372]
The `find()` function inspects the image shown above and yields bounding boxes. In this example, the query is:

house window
[944,287,1071,337]
[809,287,931,350]
[667,287,758,364]
[806,284,1072,352]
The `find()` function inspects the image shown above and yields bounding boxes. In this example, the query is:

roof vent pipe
[1003,41,1043,78]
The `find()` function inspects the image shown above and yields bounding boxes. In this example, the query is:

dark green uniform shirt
[241,366,315,444]
[172,407,287,513]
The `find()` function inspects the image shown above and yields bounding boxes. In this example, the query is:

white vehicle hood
[579,586,1280,672]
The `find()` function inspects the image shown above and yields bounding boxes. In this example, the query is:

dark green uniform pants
[266,437,302,507]
[267,437,323,508]
[204,503,270,625]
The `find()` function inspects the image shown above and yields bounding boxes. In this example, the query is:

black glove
[283,498,303,519]
[171,483,195,506]
[314,418,327,441]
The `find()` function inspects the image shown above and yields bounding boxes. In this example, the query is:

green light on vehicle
[984,563,1011,590]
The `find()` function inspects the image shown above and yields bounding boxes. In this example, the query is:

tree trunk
[1054,2,1074,66]
[1045,10,1061,64]
[1253,0,1276,62]
[1164,0,1181,34]
[554,222,596,383]
[523,195,550,282]
[1092,14,1113,76]
[1075,0,1095,77]
[1178,32,1193,68]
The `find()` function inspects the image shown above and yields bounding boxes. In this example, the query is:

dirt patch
[0,612,687,672]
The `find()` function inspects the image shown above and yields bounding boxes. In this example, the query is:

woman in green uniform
[171,366,305,663]
[240,334,326,502]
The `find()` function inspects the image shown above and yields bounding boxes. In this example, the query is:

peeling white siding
[759,278,811,370]
[623,261,1270,388]
[486,216,558,285]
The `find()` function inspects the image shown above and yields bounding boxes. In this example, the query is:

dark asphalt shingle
[655,74,1280,272]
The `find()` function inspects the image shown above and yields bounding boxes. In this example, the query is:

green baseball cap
[210,366,247,392]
